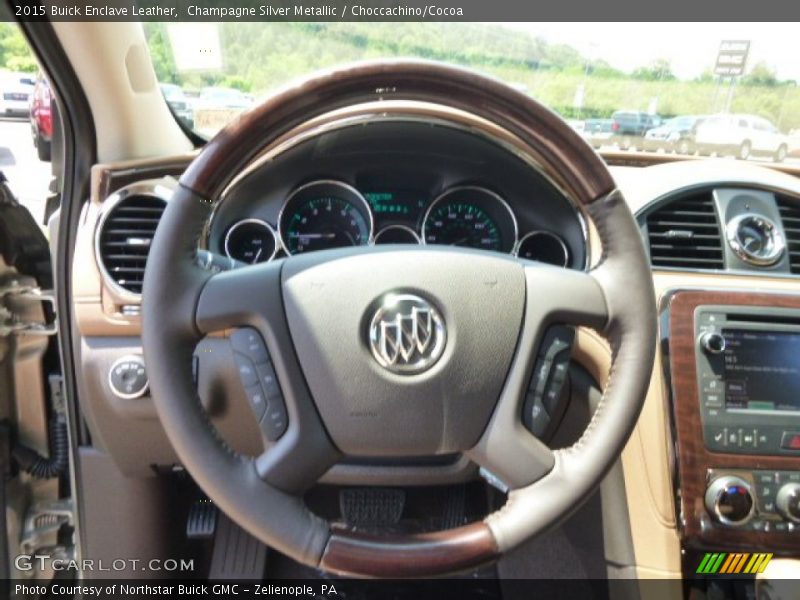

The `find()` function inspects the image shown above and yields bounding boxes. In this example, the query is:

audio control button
[699,331,726,354]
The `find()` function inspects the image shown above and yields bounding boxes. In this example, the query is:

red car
[29,72,53,161]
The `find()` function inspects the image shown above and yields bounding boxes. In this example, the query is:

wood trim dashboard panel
[668,290,800,552]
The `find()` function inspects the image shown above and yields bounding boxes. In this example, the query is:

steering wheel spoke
[522,263,608,331]
[194,260,341,493]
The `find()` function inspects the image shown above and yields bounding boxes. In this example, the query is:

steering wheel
[142,61,656,577]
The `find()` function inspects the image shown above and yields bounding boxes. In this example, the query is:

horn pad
[281,247,526,457]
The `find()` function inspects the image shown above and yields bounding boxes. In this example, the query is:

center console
[667,290,800,552]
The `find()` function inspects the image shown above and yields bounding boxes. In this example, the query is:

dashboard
[205,121,587,270]
[73,132,800,581]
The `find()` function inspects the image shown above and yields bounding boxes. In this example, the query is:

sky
[500,23,800,82]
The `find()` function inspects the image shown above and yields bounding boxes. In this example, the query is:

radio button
[705,427,728,451]
[756,471,776,485]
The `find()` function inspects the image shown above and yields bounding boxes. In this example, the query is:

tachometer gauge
[279,180,374,255]
[422,186,517,253]
[224,219,278,264]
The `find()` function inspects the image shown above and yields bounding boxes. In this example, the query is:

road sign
[714,40,750,77]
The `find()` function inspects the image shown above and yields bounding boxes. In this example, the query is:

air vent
[97,193,166,294]
[777,195,800,274]
[645,191,724,270]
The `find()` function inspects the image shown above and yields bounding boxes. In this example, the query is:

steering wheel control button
[244,385,268,421]
[255,363,281,398]
[108,355,148,399]
[260,400,288,441]
[523,393,550,438]
[229,327,288,438]
[234,354,259,387]
[705,476,755,526]
[368,293,446,375]
[523,325,575,438]
[230,327,270,365]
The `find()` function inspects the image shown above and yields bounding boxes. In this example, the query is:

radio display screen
[722,329,800,412]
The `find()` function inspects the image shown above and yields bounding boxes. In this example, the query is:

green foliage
[0,23,38,73]
[632,59,676,82]
[141,23,800,131]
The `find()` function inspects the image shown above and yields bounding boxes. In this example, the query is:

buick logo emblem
[368,294,446,374]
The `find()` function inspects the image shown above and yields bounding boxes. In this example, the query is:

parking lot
[0,117,51,225]
[3,114,800,233]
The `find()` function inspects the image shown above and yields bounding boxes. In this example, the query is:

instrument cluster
[220,178,572,268]
[208,119,586,271]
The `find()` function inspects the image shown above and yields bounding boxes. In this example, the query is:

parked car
[197,86,254,110]
[643,115,705,154]
[566,119,585,133]
[29,72,53,161]
[611,110,662,150]
[583,118,614,149]
[694,114,789,162]
[159,83,194,129]
[0,71,35,117]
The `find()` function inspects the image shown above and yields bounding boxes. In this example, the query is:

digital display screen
[723,329,800,412]
[363,191,427,221]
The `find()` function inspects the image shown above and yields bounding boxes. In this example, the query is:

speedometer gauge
[422,186,517,253]
[279,180,374,255]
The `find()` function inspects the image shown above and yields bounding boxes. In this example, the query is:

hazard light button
[780,432,800,451]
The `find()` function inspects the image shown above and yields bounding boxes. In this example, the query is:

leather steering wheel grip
[141,59,657,576]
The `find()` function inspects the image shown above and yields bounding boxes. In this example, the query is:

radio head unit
[695,306,800,455]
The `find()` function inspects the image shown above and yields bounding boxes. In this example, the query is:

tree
[742,61,779,87]
[632,58,675,81]
[0,23,38,73]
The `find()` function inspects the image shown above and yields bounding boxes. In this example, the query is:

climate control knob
[705,476,754,526]
[776,483,800,523]
[699,331,726,354]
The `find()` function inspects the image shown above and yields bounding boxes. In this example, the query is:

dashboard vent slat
[645,191,724,270]
[776,195,800,274]
[97,194,166,294]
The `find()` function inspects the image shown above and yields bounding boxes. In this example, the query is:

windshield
[145,22,800,163]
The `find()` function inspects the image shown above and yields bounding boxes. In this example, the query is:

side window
[0,23,57,226]
[738,119,749,128]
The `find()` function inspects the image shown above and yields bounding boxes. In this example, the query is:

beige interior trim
[574,329,683,579]
[51,22,192,162]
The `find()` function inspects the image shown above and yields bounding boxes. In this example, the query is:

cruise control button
[234,353,259,387]
[551,360,569,386]
[230,328,270,364]
[255,363,281,398]
[244,384,267,420]
[523,393,550,438]
[260,400,288,441]
[541,326,574,363]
